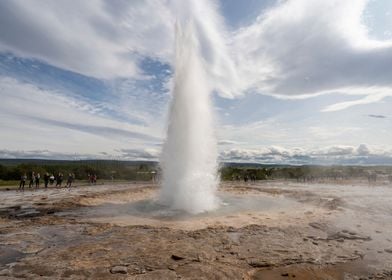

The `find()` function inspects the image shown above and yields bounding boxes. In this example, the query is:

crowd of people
[18,172,76,191]
[232,174,258,182]
[87,173,98,185]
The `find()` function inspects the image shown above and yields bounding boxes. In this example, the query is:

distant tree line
[0,160,391,183]
[0,161,157,181]
[219,165,392,182]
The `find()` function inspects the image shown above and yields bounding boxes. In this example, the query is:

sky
[0,0,391,165]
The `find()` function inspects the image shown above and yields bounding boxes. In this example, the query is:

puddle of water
[0,246,26,266]
[61,193,301,222]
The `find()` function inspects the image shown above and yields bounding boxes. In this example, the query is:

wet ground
[0,180,392,279]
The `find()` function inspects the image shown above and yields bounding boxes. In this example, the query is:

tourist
[28,172,35,188]
[35,173,40,188]
[66,173,74,188]
[44,172,50,188]
[56,173,63,187]
[92,174,97,185]
[49,174,55,185]
[19,173,27,191]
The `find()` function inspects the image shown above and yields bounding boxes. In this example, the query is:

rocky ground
[0,181,392,279]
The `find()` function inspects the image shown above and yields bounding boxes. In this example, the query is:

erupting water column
[159,22,219,214]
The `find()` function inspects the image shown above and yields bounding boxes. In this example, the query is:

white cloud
[0,0,174,79]
[218,139,243,145]
[220,144,392,165]
[0,149,99,160]
[321,88,392,111]
[307,126,362,140]
[219,119,292,145]
[1,0,391,107]
[0,0,391,163]
[231,0,392,107]
[0,147,160,161]
[2,144,391,164]
[0,0,238,93]
[118,148,160,160]
[0,77,162,153]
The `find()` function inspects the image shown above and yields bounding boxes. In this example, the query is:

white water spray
[159,22,219,214]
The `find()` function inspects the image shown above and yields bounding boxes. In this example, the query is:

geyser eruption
[159,22,219,214]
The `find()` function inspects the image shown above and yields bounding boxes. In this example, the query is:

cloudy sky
[0,0,391,164]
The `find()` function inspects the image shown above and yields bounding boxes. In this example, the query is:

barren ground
[1,180,392,279]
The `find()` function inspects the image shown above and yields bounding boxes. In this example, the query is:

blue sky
[0,0,391,164]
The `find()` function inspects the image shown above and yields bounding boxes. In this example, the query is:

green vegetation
[0,180,19,187]
[0,159,158,182]
[220,164,392,181]
[0,159,391,186]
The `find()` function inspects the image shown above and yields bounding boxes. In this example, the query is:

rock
[34,202,47,206]
[110,266,128,274]
[226,227,236,232]
[281,272,289,277]
[15,209,41,218]
[328,231,371,241]
[133,270,177,280]
[247,259,272,268]
[196,252,214,262]
[0,269,10,276]
[309,222,325,230]
[22,245,45,254]
[171,254,185,261]
[167,264,178,271]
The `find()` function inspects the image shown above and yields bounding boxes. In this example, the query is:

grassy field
[0,180,19,188]
[0,179,147,190]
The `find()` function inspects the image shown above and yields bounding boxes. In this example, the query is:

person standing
[49,174,55,185]
[56,173,63,187]
[35,173,40,189]
[66,173,74,188]
[44,173,49,188]
[19,173,27,191]
[28,172,35,188]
